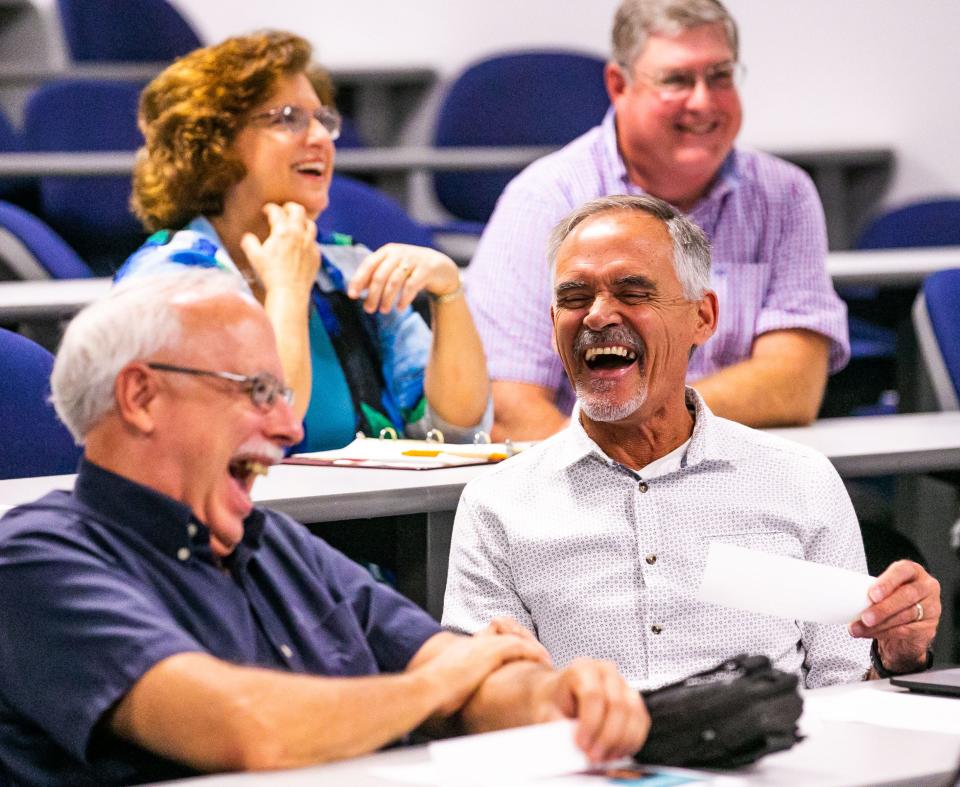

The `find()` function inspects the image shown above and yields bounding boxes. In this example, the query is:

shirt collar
[186,216,241,273]
[73,457,266,560]
[555,387,728,473]
[603,107,741,208]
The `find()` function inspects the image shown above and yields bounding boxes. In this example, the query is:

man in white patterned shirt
[443,195,940,689]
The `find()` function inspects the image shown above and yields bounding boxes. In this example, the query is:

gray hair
[546,194,711,300]
[612,0,739,73]
[51,267,254,443]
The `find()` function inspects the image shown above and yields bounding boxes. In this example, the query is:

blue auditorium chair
[0,201,91,280]
[22,80,145,273]
[318,174,435,251]
[843,198,960,413]
[913,268,960,411]
[335,115,365,150]
[57,0,201,62]
[857,198,960,249]
[0,109,38,212]
[0,328,81,479]
[431,50,608,233]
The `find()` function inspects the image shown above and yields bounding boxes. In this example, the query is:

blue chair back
[0,328,81,479]
[913,269,960,410]
[433,50,608,226]
[318,174,435,251]
[336,115,365,150]
[856,199,960,249]
[0,109,37,211]
[57,0,201,62]
[23,80,145,269]
[0,201,91,279]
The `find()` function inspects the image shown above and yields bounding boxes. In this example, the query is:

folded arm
[110,630,547,772]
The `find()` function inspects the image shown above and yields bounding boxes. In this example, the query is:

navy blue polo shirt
[0,459,441,785]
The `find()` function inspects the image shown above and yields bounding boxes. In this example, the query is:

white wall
[173,0,960,209]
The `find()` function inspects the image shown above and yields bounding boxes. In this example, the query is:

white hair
[612,0,739,73]
[547,194,712,300]
[51,268,254,443]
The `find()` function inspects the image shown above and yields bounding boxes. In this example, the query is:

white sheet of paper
[803,688,960,735]
[695,542,874,624]
[428,720,589,786]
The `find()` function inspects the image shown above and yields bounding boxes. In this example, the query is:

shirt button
[651,624,663,635]
[186,523,198,538]
[280,644,293,659]
[638,481,649,493]
[645,554,657,565]
[176,547,190,562]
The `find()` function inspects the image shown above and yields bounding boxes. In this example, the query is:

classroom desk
[0,147,553,177]
[828,246,960,288]
[134,681,960,786]
[0,276,110,321]
[767,411,960,478]
[2,411,959,619]
[2,248,957,325]
[0,145,891,249]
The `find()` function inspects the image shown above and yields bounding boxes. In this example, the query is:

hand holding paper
[850,559,940,674]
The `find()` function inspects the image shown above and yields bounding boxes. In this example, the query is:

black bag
[634,654,804,769]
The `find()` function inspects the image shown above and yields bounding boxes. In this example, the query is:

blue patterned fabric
[116,216,435,451]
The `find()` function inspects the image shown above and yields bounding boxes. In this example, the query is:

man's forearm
[491,381,569,441]
[457,661,557,733]
[111,653,447,772]
[693,330,830,427]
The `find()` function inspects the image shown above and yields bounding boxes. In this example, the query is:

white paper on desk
[803,688,960,735]
[696,542,874,624]
[429,719,589,786]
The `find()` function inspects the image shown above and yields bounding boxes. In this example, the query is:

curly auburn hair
[131,30,333,232]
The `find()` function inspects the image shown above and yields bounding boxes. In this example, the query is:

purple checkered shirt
[466,108,849,414]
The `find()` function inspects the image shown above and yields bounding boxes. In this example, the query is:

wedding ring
[398,262,413,278]
[915,602,924,622]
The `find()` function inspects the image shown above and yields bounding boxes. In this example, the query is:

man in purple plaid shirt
[467,0,848,440]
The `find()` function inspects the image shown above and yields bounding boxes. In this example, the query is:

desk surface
[768,411,960,477]
[828,246,960,287]
[2,411,959,520]
[0,145,898,178]
[153,682,960,787]
[0,462,490,522]
[1,248,958,323]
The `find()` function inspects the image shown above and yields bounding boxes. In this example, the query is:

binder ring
[378,427,398,440]
[425,428,445,443]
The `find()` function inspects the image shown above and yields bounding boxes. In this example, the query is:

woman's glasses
[249,104,341,141]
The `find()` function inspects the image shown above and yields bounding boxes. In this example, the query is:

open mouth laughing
[577,327,645,378]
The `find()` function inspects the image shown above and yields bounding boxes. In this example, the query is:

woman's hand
[347,243,460,314]
[240,202,320,299]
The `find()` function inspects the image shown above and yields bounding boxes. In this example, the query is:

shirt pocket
[699,528,803,561]
[702,259,773,370]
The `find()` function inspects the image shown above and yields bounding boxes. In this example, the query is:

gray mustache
[573,325,645,356]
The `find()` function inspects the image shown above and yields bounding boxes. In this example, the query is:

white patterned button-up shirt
[442,390,871,690]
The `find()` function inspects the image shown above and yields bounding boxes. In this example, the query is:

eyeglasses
[147,362,294,410]
[634,61,745,101]
[248,104,342,141]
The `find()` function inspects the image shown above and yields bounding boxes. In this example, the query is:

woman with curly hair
[117,31,491,451]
